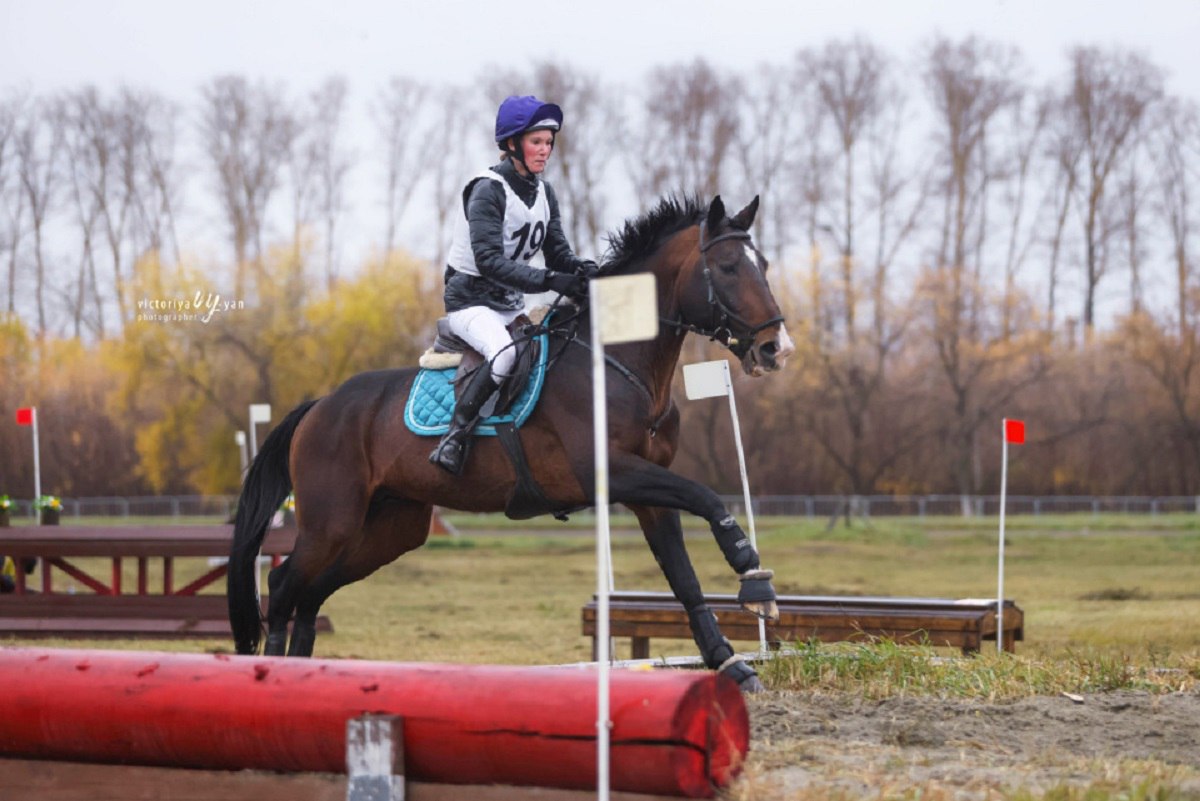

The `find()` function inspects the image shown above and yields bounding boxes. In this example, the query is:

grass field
[5,512,1198,673]
[5,513,1198,800]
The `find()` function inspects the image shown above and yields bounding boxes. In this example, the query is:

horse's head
[675,196,794,376]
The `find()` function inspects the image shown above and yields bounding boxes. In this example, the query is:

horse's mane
[600,195,705,276]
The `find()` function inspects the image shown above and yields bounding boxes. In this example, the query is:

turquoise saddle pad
[403,330,549,438]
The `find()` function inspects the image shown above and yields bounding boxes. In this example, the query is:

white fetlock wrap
[740,568,774,582]
[718,654,745,674]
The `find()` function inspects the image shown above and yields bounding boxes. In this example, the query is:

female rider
[429,95,596,475]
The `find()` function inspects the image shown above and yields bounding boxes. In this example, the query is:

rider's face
[518,130,554,175]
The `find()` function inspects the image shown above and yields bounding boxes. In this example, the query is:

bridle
[660,222,785,359]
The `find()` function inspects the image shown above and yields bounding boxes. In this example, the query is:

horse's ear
[706,195,726,232]
[730,196,760,231]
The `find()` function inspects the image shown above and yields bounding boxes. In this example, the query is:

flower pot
[40,508,60,526]
[0,509,9,528]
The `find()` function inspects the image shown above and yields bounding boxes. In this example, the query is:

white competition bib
[446,169,551,276]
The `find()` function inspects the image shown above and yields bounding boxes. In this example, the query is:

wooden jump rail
[0,525,330,639]
[583,591,1024,659]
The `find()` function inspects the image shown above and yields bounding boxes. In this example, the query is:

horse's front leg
[609,456,779,622]
[627,504,764,693]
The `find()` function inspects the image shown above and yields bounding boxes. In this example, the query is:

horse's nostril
[760,341,778,359]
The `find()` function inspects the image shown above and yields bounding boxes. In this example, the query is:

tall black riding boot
[429,365,497,475]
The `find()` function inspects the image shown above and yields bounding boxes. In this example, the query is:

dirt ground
[735,690,1200,799]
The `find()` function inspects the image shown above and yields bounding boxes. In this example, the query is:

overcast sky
[2,0,1198,278]
[3,0,1197,98]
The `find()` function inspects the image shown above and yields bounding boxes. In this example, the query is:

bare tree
[286,76,352,293]
[1057,46,1163,333]
[918,268,1052,501]
[373,77,431,256]
[735,62,803,266]
[15,100,62,337]
[787,38,929,497]
[1116,158,1153,316]
[286,101,318,271]
[199,76,295,299]
[920,35,1025,500]
[805,37,885,338]
[428,86,475,270]
[923,35,1021,296]
[0,92,26,316]
[310,77,352,290]
[997,89,1051,339]
[1043,97,1082,335]
[129,87,184,268]
[627,59,740,202]
[56,89,106,337]
[52,86,183,333]
[1121,310,1200,488]
[1151,98,1199,334]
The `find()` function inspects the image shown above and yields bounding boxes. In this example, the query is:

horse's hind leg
[264,485,369,656]
[286,498,434,657]
[264,559,293,655]
[629,504,765,693]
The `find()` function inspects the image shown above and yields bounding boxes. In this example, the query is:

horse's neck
[609,227,697,405]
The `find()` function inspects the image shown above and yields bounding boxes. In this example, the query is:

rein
[659,224,785,359]
[527,303,669,436]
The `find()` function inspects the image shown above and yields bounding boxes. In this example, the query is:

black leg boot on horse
[429,365,497,475]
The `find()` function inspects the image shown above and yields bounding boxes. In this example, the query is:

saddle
[419,314,539,419]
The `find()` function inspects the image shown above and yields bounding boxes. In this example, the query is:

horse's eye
[719,260,738,275]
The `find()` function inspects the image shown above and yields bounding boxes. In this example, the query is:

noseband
[661,223,785,359]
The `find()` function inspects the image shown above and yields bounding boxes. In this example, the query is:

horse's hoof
[742,599,780,622]
[739,568,780,622]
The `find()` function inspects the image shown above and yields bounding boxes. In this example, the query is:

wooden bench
[0,525,331,639]
[582,591,1024,659]
[0,593,331,639]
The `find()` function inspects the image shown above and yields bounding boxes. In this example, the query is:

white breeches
[446,306,523,383]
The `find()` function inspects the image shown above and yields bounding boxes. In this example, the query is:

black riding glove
[575,259,601,279]
[543,271,588,300]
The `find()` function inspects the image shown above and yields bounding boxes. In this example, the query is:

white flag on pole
[588,273,658,801]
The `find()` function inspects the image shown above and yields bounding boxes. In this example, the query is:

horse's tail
[227,398,319,655]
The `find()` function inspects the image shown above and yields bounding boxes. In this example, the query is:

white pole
[589,282,611,801]
[249,404,271,461]
[31,408,42,511]
[997,418,1009,654]
[249,416,260,461]
[235,431,249,479]
[722,364,767,655]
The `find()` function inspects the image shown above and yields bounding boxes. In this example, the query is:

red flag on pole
[16,407,33,426]
[1004,418,1025,444]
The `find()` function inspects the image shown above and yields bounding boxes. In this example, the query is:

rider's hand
[575,259,601,279]
[544,270,588,300]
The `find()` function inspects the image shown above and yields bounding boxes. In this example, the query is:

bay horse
[227,195,795,692]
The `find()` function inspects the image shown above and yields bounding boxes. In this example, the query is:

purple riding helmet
[494,95,563,147]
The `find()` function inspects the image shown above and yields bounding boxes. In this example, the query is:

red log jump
[0,647,748,798]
